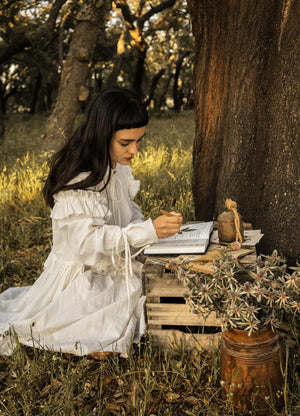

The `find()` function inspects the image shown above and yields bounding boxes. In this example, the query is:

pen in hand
[160,209,175,217]
[153,209,183,238]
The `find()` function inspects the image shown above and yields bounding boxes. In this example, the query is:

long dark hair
[43,87,149,208]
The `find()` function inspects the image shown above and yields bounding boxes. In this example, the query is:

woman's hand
[152,212,183,239]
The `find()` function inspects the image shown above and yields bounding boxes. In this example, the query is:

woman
[0,87,182,358]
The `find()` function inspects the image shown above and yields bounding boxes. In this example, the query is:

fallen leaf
[166,392,180,402]
[40,384,51,397]
[106,403,121,411]
[102,376,112,386]
[184,396,198,405]
[105,403,122,415]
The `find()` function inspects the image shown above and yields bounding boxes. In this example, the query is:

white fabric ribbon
[111,231,146,315]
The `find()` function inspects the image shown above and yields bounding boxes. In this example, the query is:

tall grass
[0,112,299,415]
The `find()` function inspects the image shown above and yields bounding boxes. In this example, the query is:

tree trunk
[46,82,53,112]
[188,0,300,264]
[155,71,173,111]
[0,115,4,139]
[105,31,127,88]
[145,68,166,107]
[105,54,125,88]
[133,47,147,97]
[43,0,112,150]
[173,51,190,111]
[0,82,5,138]
[30,72,41,114]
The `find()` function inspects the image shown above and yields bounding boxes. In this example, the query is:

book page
[157,222,213,244]
[153,239,207,246]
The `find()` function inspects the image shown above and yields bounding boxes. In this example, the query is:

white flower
[275,291,289,308]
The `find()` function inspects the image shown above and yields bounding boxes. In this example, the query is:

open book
[144,221,214,255]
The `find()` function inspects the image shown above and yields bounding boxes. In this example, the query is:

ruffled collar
[61,165,139,227]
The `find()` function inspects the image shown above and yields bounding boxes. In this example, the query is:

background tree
[143,0,194,111]
[0,0,67,64]
[172,50,190,111]
[187,0,300,264]
[113,0,176,97]
[43,0,112,149]
[0,0,69,115]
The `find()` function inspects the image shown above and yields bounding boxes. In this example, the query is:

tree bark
[43,0,112,150]
[188,0,300,264]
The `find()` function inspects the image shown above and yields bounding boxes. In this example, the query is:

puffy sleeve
[51,189,158,266]
[125,166,145,222]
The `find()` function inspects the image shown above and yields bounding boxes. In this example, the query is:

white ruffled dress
[0,164,158,356]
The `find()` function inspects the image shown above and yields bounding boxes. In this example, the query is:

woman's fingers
[152,213,183,239]
[169,211,182,217]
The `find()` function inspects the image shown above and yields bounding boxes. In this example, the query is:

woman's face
[109,126,146,167]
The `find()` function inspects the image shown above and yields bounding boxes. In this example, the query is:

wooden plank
[146,303,221,326]
[146,297,161,303]
[148,329,222,351]
[144,296,162,330]
[145,272,187,297]
[146,286,186,297]
[145,272,178,284]
[143,256,176,272]
[239,252,257,265]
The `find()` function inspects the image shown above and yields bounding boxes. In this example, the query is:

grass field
[0,112,299,415]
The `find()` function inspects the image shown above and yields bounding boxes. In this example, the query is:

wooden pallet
[142,223,256,351]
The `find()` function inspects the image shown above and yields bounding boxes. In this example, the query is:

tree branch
[32,0,68,39]
[114,0,135,30]
[0,35,31,64]
[139,0,176,27]
[136,0,146,17]
[0,0,68,64]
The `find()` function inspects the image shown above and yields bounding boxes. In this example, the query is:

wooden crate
[142,225,257,351]
[142,254,222,351]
